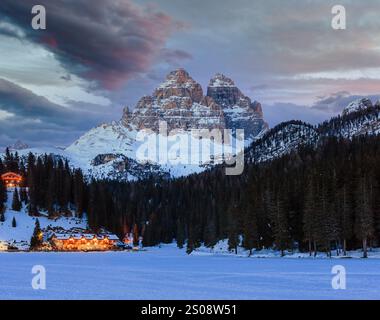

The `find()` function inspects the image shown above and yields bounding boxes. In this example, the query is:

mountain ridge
[247,98,380,164]
[64,69,268,180]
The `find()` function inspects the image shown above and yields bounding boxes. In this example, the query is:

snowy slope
[0,190,87,250]
[66,126,243,179]
[247,121,318,163]
[342,98,374,116]
[247,99,380,164]
[62,69,265,180]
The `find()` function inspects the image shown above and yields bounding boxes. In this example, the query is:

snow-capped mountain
[5,67,380,180]
[207,73,268,141]
[8,140,29,151]
[247,121,318,163]
[122,69,226,132]
[342,98,374,116]
[319,98,380,138]
[247,98,380,164]
[65,69,268,180]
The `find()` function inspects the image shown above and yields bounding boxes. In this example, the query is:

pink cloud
[0,0,187,90]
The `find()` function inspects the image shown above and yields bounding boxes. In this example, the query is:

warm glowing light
[51,234,118,251]
[1,172,23,188]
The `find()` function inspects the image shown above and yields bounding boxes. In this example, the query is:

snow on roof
[107,234,120,240]
[52,233,120,241]
[54,234,71,240]
[1,172,22,179]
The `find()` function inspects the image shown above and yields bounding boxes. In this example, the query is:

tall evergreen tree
[30,219,43,249]
[227,204,240,254]
[355,175,375,258]
[11,188,22,211]
[303,177,317,256]
[0,179,7,214]
[267,189,290,257]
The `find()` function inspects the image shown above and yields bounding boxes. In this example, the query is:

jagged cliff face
[207,73,268,140]
[122,69,225,132]
[66,69,269,180]
[121,69,268,140]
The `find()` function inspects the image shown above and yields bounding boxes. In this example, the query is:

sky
[1,0,380,148]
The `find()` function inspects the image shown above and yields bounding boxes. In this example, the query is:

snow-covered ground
[0,190,87,250]
[4,124,244,181]
[0,244,379,300]
[194,239,380,259]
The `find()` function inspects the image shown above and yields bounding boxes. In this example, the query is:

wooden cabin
[50,233,120,251]
[1,172,22,188]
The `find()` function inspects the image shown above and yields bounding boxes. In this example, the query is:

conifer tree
[73,169,85,217]
[19,188,28,204]
[242,196,259,256]
[339,184,353,256]
[303,177,316,256]
[12,217,16,228]
[11,188,22,212]
[355,175,374,258]
[176,217,186,249]
[0,179,6,213]
[186,225,195,255]
[267,189,290,257]
[46,174,55,218]
[133,223,139,246]
[227,204,240,254]
[30,219,43,249]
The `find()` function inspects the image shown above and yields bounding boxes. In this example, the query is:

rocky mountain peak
[159,68,192,87]
[119,69,268,139]
[122,69,225,132]
[206,73,268,140]
[342,98,373,116]
[209,73,236,88]
[153,68,203,103]
[8,140,29,151]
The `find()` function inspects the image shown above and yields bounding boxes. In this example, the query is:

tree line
[82,136,380,257]
[2,135,380,257]
[0,149,87,219]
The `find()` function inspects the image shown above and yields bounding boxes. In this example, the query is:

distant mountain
[65,69,268,180]
[207,73,268,140]
[342,98,374,116]
[247,98,380,164]
[246,121,318,163]
[7,140,29,152]
[122,69,226,132]
[5,70,380,182]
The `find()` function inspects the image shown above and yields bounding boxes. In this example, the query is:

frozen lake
[0,246,379,300]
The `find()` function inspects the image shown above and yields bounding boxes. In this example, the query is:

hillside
[246,98,380,164]
[0,189,87,250]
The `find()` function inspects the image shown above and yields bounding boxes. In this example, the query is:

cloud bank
[0,0,183,90]
[0,78,111,148]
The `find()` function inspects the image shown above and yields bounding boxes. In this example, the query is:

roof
[52,233,120,241]
[1,172,22,180]
[107,234,120,240]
